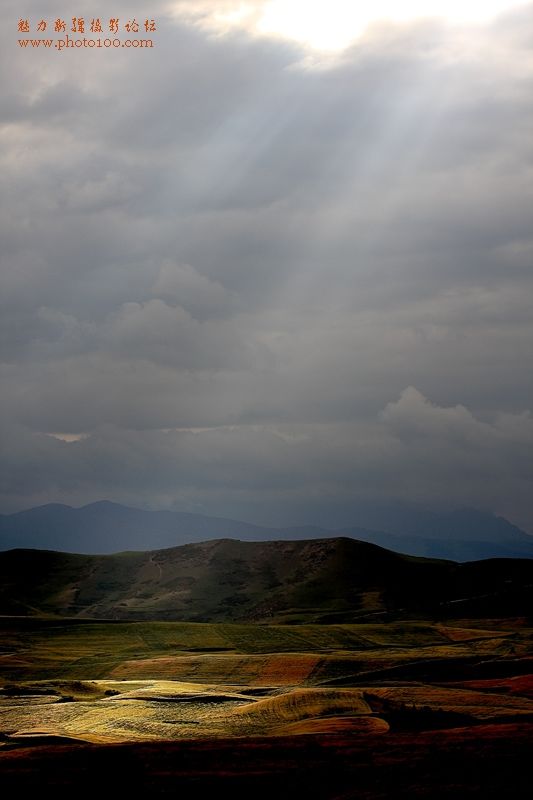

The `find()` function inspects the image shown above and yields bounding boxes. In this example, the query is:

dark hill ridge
[1,501,532,561]
[1,538,532,623]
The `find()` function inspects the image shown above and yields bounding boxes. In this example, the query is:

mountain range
[1,501,532,561]
[1,537,532,622]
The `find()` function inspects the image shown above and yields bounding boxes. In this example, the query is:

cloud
[152,261,233,315]
[1,2,532,530]
[1,389,531,530]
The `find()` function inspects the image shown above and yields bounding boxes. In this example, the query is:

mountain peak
[0,501,531,561]
[16,503,73,516]
[79,500,131,512]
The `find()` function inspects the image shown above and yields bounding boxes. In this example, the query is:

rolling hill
[1,537,532,622]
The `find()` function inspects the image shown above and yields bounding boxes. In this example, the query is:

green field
[1,617,527,681]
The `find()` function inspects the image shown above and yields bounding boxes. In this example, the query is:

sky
[1,1,533,531]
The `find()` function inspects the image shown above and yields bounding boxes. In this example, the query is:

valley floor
[1,617,532,795]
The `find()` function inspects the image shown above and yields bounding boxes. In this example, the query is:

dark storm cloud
[1,389,532,528]
[1,1,532,530]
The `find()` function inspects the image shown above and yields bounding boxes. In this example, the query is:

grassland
[1,616,532,796]
[2,536,533,794]
[0,616,531,744]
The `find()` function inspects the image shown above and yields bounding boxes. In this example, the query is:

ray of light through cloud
[178,0,527,51]
[1,0,532,530]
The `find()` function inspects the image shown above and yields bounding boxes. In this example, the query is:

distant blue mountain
[0,501,531,560]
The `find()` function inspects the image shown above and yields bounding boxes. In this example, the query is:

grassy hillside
[1,537,532,622]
